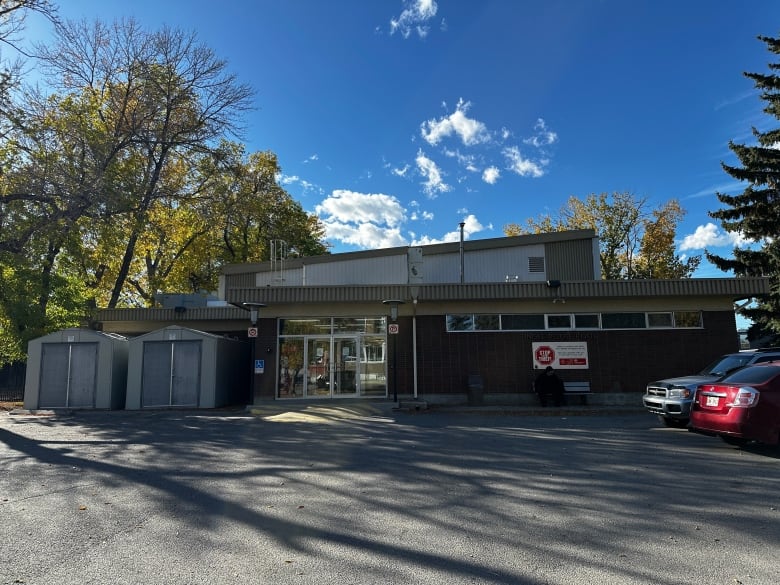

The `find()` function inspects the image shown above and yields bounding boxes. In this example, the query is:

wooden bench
[564,381,591,405]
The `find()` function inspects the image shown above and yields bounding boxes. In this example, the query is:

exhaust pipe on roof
[459,221,465,283]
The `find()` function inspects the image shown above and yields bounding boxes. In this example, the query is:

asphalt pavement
[1,404,779,585]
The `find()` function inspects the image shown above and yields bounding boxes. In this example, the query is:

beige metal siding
[223,272,257,290]
[545,239,596,280]
[304,254,408,285]
[423,245,548,283]
[256,266,304,287]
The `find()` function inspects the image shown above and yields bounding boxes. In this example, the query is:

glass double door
[278,335,387,399]
[306,336,357,397]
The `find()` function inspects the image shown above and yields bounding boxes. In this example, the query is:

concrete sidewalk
[246,398,645,421]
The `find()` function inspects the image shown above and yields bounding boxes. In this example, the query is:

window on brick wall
[445,310,703,332]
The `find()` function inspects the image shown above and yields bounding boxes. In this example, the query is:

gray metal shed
[125,326,248,409]
[24,328,129,410]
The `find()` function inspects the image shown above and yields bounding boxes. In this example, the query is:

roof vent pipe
[459,221,465,283]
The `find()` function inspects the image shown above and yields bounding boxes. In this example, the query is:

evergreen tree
[707,34,780,334]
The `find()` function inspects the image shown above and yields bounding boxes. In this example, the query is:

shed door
[38,343,98,408]
[141,340,201,407]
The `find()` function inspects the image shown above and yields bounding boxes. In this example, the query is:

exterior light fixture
[382,299,405,321]
[242,302,267,325]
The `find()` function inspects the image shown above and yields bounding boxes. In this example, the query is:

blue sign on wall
[255,359,265,374]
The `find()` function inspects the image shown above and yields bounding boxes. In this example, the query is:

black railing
[0,362,26,402]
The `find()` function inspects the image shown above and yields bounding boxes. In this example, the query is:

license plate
[706,396,719,407]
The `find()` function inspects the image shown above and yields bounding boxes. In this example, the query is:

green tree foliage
[34,19,255,308]
[504,192,700,279]
[707,34,780,335]
[0,17,328,363]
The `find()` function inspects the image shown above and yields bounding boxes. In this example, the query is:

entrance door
[282,334,384,399]
[306,337,331,397]
[333,337,358,396]
[359,335,387,397]
[278,338,305,397]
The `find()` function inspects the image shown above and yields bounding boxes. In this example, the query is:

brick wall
[404,311,739,398]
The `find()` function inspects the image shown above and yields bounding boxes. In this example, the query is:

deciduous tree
[505,192,700,279]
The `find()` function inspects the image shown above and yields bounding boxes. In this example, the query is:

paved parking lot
[1,406,779,585]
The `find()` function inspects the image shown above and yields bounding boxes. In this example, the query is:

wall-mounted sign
[255,359,265,374]
[532,341,589,369]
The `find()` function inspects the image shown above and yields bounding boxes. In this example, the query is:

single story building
[94,229,770,406]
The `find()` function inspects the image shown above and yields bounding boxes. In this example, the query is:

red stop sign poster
[535,345,555,365]
[532,342,589,369]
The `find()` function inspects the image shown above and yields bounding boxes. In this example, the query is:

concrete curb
[423,405,646,416]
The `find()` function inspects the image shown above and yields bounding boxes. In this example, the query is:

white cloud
[684,181,744,200]
[390,0,438,39]
[315,189,405,227]
[456,214,491,239]
[410,209,435,221]
[324,222,407,249]
[443,148,479,172]
[410,234,445,246]
[420,98,491,147]
[523,118,558,148]
[416,149,451,197]
[482,166,500,184]
[277,173,320,194]
[315,190,409,250]
[679,222,752,250]
[413,214,491,246]
[502,146,546,178]
[392,164,410,177]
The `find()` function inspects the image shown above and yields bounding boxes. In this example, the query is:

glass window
[362,337,386,362]
[574,314,600,329]
[601,312,646,329]
[474,315,500,330]
[674,311,702,328]
[647,313,673,328]
[700,355,754,376]
[334,317,385,333]
[501,314,545,330]
[720,365,780,384]
[547,314,572,329]
[279,318,332,335]
[446,315,474,331]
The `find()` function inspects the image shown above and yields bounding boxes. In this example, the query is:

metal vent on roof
[528,256,545,273]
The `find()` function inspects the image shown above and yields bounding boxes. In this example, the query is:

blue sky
[21,1,780,277]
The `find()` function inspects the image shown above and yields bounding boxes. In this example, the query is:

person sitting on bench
[534,366,566,407]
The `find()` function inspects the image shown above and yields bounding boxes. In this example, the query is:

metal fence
[0,363,26,401]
